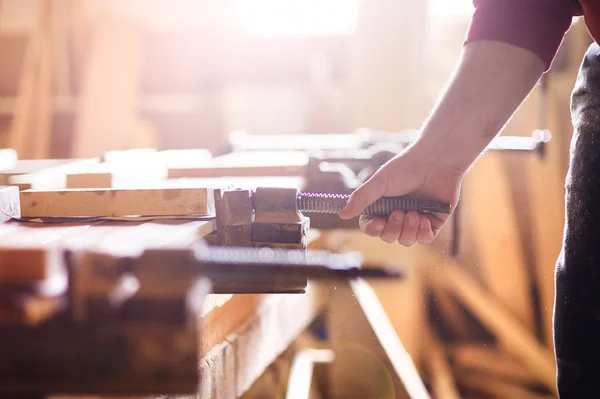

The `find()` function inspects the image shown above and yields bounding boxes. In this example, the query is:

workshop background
[0,0,593,398]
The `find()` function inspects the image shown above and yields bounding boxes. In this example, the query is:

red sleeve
[464,0,577,71]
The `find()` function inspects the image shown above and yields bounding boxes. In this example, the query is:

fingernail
[392,213,403,223]
[372,222,384,232]
[408,214,419,227]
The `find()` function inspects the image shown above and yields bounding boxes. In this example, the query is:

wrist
[407,133,477,177]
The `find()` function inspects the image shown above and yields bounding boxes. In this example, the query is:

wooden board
[20,187,214,218]
[65,163,167,189]
[340,231,427,367]
[72,16,156,158]
[328,279,429,399]
[527,150,565,348]
[196,288,326,399]
[0,218,215,326]
[460,152,534,332]
[423,249,557,393]
[426,329,460,399]
[449,344,535,386]
[456,370,554,399]
[169,151,308,178]
[65,172,112,188]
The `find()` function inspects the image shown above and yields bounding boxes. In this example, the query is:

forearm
[414,40,545,172]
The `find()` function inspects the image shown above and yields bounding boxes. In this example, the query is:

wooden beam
[72,17,157,158]
[349,279,431,399]
[460,152,534,332]
[527,152,564,348]
[456,370,554,399]
[20,187,214,218]
[65,171,112,188]
[429,282,472,340]
[0,186,20,222]
[29,0,53,159]
[285,349,334,399]
[232,289,327,397]
[7,0,44,157]
[65,164,167,189]
[423,250,557,393]
[449,344,536,387]
[426,329,460,399]
[169,151,308,178]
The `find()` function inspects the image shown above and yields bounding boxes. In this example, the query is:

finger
[339,174,387,220]
[380,210,405,243]
[359,216,386,237]
[429,213,447,236]
[398,211,420,246]
[416,216,435,244]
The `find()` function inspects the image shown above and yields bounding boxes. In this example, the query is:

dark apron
[555,41,600,397]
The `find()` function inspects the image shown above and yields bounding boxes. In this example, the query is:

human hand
[338,144,463,246]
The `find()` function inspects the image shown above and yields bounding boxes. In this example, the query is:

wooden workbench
[0,215,327,399]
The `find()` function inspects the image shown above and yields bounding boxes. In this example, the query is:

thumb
[339,173,387,219]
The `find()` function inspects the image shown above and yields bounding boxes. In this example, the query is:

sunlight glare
[233,0,359,36]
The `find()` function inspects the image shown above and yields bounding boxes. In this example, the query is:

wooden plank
[285,349,334,399]
[341,231,427,366]
[349,279,431,399]
[456,370,554,399]
[424,250,557,393]
[29,0,52,159]
[449,344,536,386]
[429,282,472,340]
[527,150,564,348]
[20,187,214,218]
[199,340,236,399]
[0,149,17,171]
[426,329,460,399]
[65,163,167,189]
[327,278,425,399]
[232,287,327,397]
[460,152,534,332]
[169,151,308,178]
[66,172,112,188]
[72,16,157,158]
[7,0,44,156]
[197,290,326,399]
[0,186,20,222]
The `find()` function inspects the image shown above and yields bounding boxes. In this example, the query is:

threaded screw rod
[297,192,451,218]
